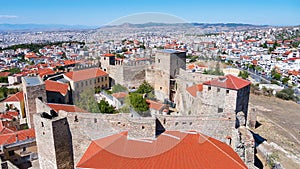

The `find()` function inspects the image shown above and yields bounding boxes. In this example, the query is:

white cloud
[0,15,18,19]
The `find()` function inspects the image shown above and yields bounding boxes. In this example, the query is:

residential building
[3,92,26,123]
[45,80,70,104]
[63,68,109,101]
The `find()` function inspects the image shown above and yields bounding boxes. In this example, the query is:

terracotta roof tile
[186,84,203,97]
[47,103,87,113]
[45,80,69,96]
[103,53,115,57]
[64,68,108,82]
[146,100,164,111]
[38,68,55,78]
[0,114,14,120]
[0,72,11,77]
[3,91,24,102]
[0,128,35,145]
[203,74,251,90]
[25,52,38,59]
[7,111,19,117]
[111,92,127,99]
[77,131,247,169]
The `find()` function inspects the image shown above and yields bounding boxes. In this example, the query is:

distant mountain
[191,23,269,28]
[101,22,270,30]
[0,24,97,31]
[0,22,272,32]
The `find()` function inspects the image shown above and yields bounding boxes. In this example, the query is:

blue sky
[0,0,299,26]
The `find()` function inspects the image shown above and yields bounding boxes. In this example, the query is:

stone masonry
[22,76,47,128]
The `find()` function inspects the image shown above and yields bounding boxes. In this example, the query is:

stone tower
[33,107,74,169]
[154,49,186,101]
[22,76,47,128]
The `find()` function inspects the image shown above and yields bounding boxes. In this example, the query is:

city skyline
[0,0,300,26]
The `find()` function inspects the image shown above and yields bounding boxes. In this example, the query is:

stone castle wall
[23,82,47,128]
[156,114,236,143]
[110,64,148,88]
[60,111,155,165]
[35,98,156,166]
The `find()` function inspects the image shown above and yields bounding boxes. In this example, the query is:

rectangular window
[8,150,15,156]
[218,108,223,113]
[226,90,230,94]
[208,86,211,91]
[217,88,220,92]
[158,59,160,63]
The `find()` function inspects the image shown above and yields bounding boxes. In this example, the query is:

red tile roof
[45,80,69,96]
[204,74,251,90]
[77,131,247,169]
[64,68,108,82]
[0,114,14,120]
[146,100,164,111]
[63,60,80,66]
[0,72,11,77]
[38,68,55,78]
[186,84,203,97]
[103,53,115,57]
[0,128,35,145]
[25,52,39,59]
[7,111,19,117]
[111,92,127,99]
[3,91,24,102]
[0,121,16,134]
[47,103,86,113]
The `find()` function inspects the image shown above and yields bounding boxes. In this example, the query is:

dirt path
[249,94,300,168]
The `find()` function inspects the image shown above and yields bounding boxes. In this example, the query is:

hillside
[249,94,300,168]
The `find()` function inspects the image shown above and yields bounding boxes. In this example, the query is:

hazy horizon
[1,0,299,27]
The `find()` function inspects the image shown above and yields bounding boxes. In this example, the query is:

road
[236,67,271,83]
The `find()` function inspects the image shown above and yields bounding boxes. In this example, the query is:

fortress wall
[57,111,155,164]
[156,114,236,142]
[111,64,147,88]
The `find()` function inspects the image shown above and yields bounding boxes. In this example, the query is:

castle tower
[22,76,47,128]
[154,49,186,102]
[33,109,74,169]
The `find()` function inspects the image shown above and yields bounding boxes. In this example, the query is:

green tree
[275,88,298,101]
[75,88,99,113]
[129,93,149,113]
[4,68,21,74]
[238,71,249,79]
[139,44,146,49]
[282,77,290,85]
[0,77,8,83]
[119,95,131,113]
[273,73,281,80]
[121,47,127,52]
[261,41,268,48]
[111,84,127,93]
[136,81,154,94]
[98,100,117,114]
